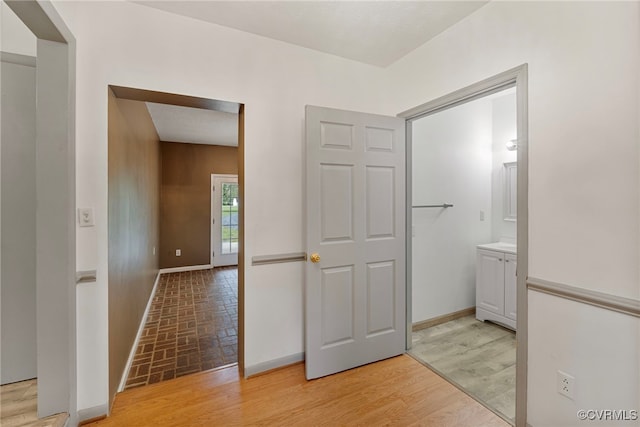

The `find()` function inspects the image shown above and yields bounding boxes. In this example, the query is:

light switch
[78,208,95,227]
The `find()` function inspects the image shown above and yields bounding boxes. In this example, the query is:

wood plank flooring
[0,379,68,427]
[88,355,509,426]
[410,316,516,421]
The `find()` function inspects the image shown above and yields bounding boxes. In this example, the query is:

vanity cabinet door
[476,249,505,316]
[504,253,517,322]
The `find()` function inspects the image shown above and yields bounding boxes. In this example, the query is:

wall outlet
[175,249,181,257]
[557,370,575,399]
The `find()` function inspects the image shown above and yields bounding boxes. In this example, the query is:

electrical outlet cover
[557,370,575,399]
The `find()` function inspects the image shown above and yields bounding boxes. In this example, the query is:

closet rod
[412,204,454,208]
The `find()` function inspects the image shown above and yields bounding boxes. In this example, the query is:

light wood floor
[410,316,516,421]
[0,379,68,427]
[88,354,509,426]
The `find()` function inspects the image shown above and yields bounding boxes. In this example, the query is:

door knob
[310,253,321,263]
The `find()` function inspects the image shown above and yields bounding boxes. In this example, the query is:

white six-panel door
[305,105,406,379]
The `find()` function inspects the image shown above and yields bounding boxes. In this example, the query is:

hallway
[125,267,238,389]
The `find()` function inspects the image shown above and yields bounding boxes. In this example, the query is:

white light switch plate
[78,208,95,227]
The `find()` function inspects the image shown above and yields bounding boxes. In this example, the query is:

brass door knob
[310,253,321,263]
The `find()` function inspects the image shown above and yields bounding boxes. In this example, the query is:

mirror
[504,162,517,221]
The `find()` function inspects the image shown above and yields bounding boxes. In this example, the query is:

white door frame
[3,0,77,423]
[399,64,529,427]
[211,174,239,267]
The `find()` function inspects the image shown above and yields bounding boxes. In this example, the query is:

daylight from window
[221,182,239,254]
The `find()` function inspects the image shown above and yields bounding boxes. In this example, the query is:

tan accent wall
[107,89,160,407]
[160,142,238,268]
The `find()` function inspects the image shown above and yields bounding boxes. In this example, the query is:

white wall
[1,58,37,385]
[50,1,640,423]
[491,91,517,243]
[0,2,36,56]
[386,2,639,426]
[411,98,492,322]
[528,291,639,427]
[52,0,388,412]
[1,0,38,387]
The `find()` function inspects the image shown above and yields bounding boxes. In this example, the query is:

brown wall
[107,89,160,406]
[160,142,238,268]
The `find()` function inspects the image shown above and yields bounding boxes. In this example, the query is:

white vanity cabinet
[476,243,517,330]
[503,253,517,323]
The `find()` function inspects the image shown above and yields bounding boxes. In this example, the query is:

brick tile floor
[125,267,237,389]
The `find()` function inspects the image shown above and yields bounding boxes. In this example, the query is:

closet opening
[401,65,528,426]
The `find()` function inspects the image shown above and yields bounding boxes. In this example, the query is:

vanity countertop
[477,242,517,254]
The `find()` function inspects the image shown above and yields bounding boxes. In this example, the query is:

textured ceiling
[139,1,489,144]
[146,102,238,146]
[133,1,489,67]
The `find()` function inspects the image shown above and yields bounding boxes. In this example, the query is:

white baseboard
[117,271,161,393]
[245,352,305,378]
[159,264,212,274]
[77,404,108,423]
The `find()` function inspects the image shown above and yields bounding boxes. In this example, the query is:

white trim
[404,119,413,350]
[117,272,161,393]
[158,264,213,274]
[244,352,305,378]
[251,252,306,265]
[6,1,78,420]
[398,66,519,120]
[528,277,640,318]
[77,404,108,423]
[0,51,36,67]
[76,270,97,284]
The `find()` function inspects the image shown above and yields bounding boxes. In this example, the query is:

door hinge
[212,218,215,224]
[212,185,215,192]
[212,251,215,257]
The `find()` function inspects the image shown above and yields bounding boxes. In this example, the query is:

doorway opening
[107,86,244,405]
[401,66,528,426]
[1,0,76,425]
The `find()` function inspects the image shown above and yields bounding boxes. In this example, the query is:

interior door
[305,105,406,379]
[211,174,239,267]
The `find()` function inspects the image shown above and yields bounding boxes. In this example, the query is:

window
[221,182,239,254]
